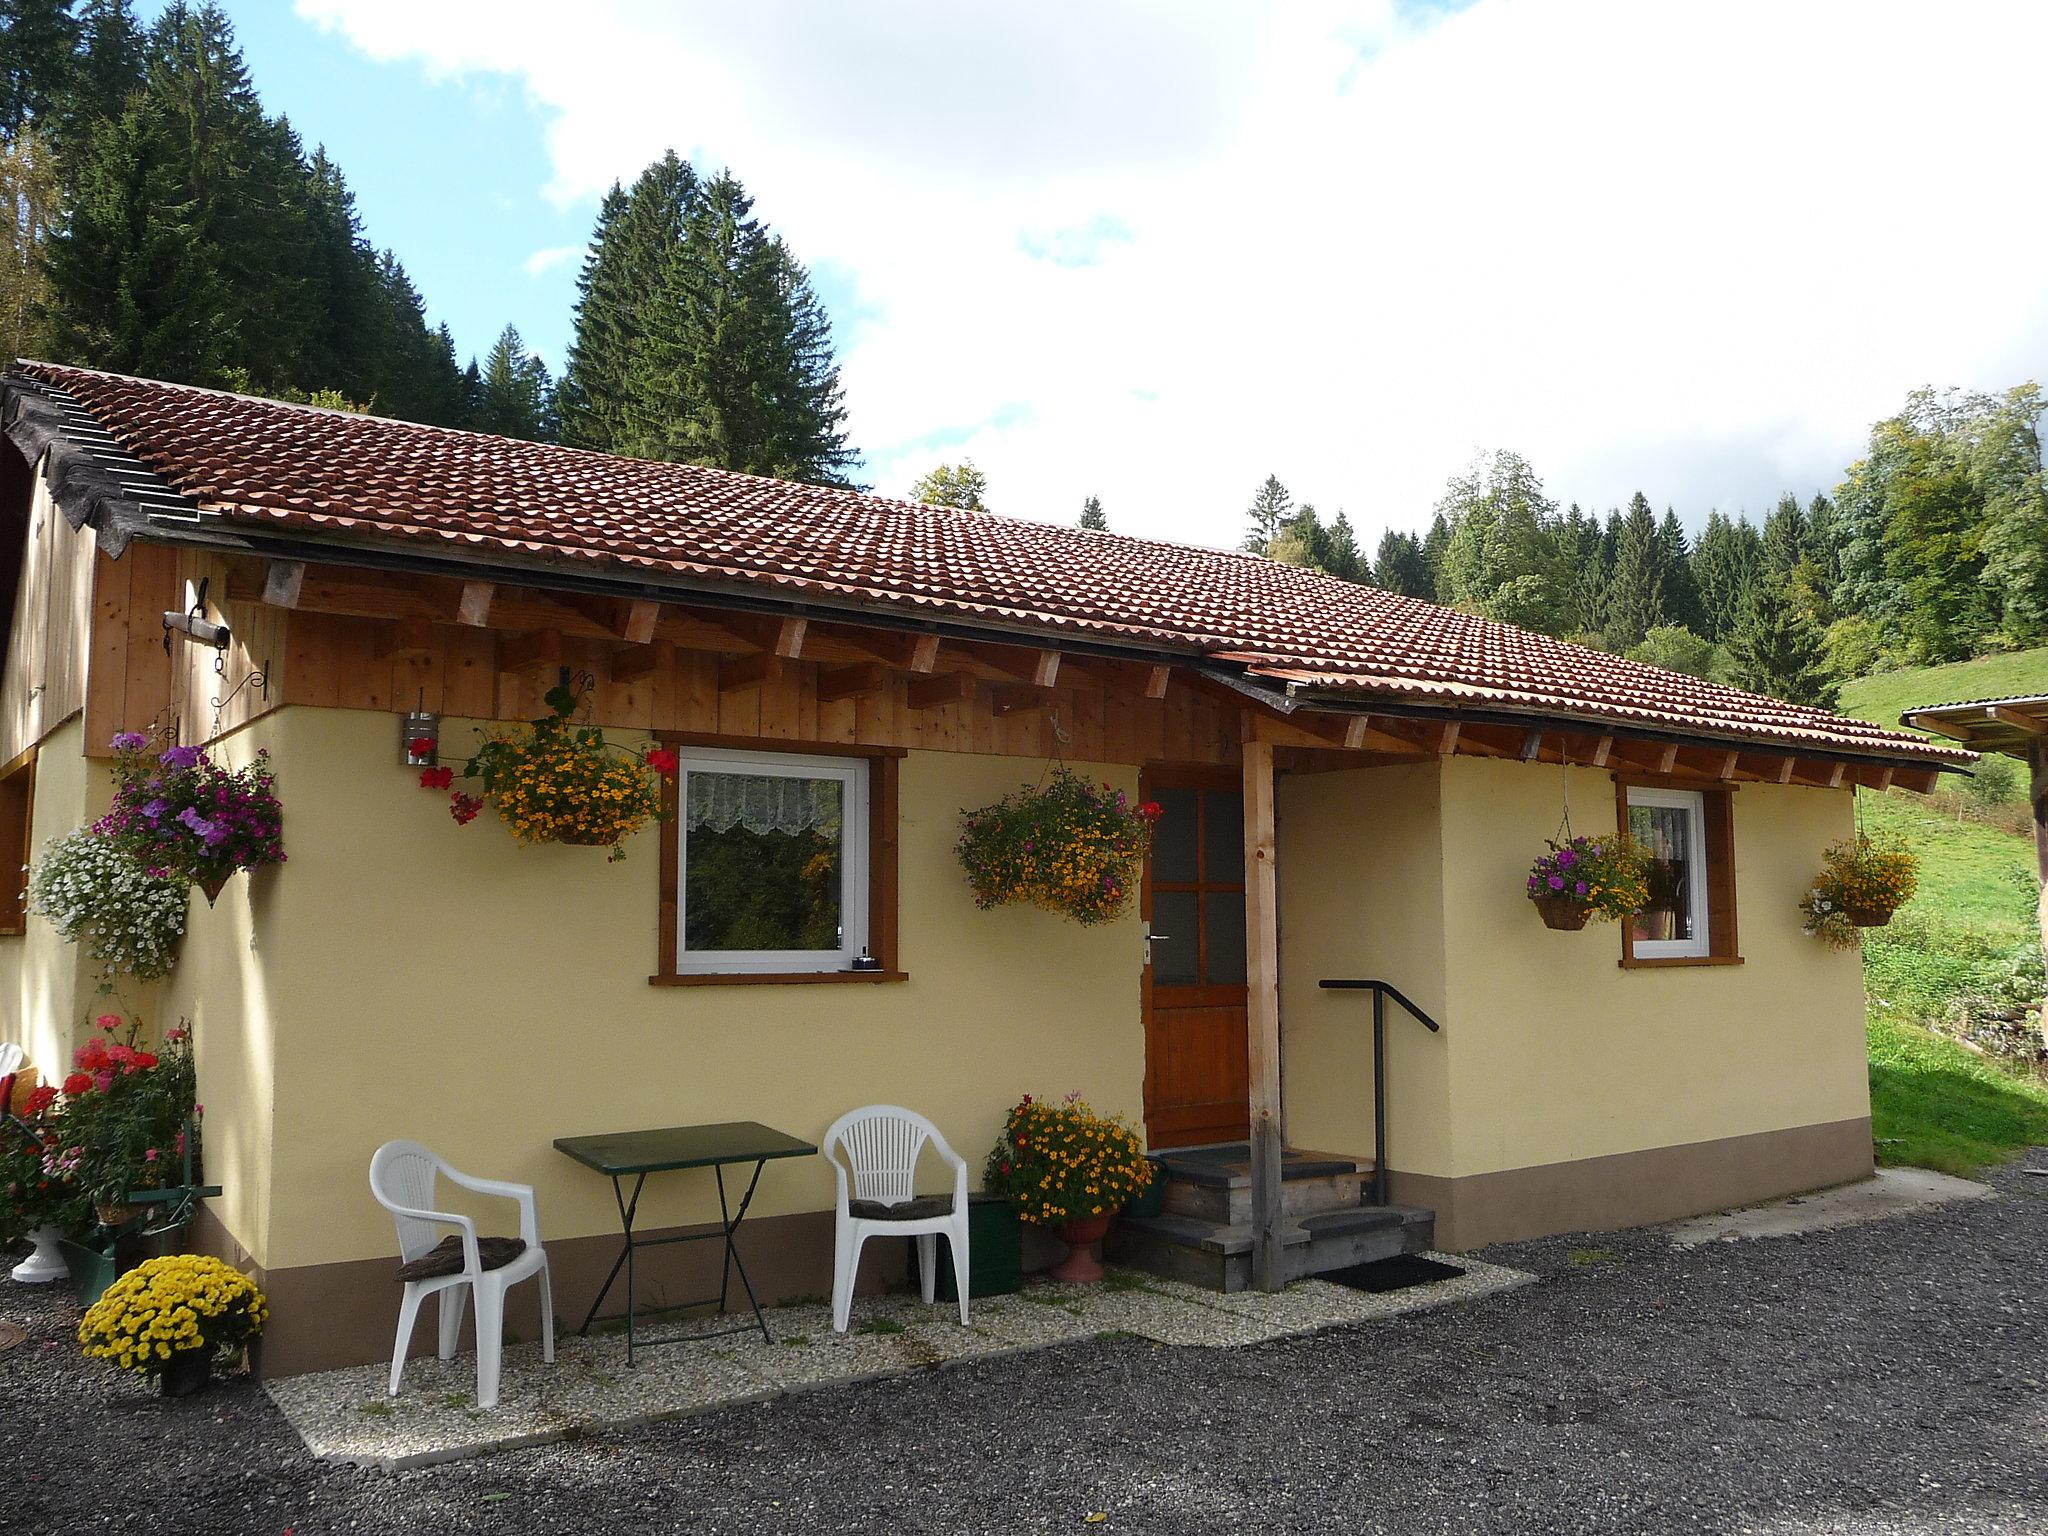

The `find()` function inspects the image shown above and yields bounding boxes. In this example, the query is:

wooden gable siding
[0,466,94,764]
[78,545,1243,765]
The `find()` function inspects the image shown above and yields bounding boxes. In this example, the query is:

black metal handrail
[1318,979,1442,1206]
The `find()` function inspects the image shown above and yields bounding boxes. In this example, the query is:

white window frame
[674,746,869,975]
[1626,786,1711,960]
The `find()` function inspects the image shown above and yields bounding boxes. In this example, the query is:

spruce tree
[1322,510,1361,581]
[1243,474,1292,554]
[0,127,60,361]
[1553,504,1608,637]
[0,0,78,135]
[1602,493,1666,650]
[1657,508,1707,635]
[1691,511,1761,642]
[1724,571,1837,708]
[469,323,554,441]
[1760,492,1807,582]
[1371,529,1430,597]
[1078,495,1107,531]
[1420,511,1452,599]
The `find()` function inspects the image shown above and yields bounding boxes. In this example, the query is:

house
[0,361,1970,1376]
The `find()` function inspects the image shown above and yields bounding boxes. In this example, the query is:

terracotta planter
[1050,1212,1115,1284]
[159,1349,211,1398]
[1844,905,1894,929]
[1532,894,1590,931]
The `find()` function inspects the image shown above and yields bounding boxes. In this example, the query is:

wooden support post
[1241,724,1285,1294]
[457,581,495,627]
[261,560,305,609]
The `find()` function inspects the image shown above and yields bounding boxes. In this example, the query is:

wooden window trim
[651,737,903,987]
[0,747,34,937]
[1613,772,1741,969]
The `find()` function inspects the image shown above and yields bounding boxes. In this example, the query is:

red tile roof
[9,360,1963,765]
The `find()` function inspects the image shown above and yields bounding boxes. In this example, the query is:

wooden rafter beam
[498,628,561,675]
[1590,734,1613,768]
[457,580,494,628]
[990,683,1056,717]
[717,652,783,693]
[816,662,894,703]
[610,641,666,686]
[1990,706,2047,736]
[374,619,436,664]
[1911,715,1976,742]
[1145,664,1173,701]
[622,600,661,646]
[906,671,975,712]
[262,560,305,609]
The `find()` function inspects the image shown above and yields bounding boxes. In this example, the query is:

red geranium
[645,747,679,779]
[62,1072,92,1096]
[449,792,484,826]
[408,737,436,756]
[1138,800,1164,821]
[23,1084,57,1116]
[419,765,454,791]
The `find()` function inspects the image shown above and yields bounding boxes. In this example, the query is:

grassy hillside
[1838,647,2048,740]
[1855,763,2042,1173]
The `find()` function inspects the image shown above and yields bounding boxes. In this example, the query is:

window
[0,749,32,936]
[1618,779,1739,967]
[654,742,900,984]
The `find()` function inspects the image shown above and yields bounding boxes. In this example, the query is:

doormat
[1321,1254,1467,1294]
[0,1321,26,1352]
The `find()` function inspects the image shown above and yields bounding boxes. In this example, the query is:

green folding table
[554,1120,816,1364]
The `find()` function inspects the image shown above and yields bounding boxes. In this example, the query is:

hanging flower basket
[956,769,1161,925]
[428,679,674,861]
[27,827,188,982]
[1525,834,1651,930]
[1800,834,1917,948]
[94,732,286,905]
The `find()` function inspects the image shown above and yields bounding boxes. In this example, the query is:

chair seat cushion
[396,1234,527,1282]
[849,1194,954,1222]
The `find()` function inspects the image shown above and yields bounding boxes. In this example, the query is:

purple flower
[1557,848,1577,867]
[1575,881,1588,896]
[1527,875,1540,890]
[177,807,216,841]
[110,731,147,752]
[159,745,202,771]
[141,798,168,823]
[1548,875,1566,891]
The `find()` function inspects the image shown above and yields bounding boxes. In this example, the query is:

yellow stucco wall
[1279,754,1868,1181]
[166,706,1147,1273]
[1277,761,1453,1170]
[0,717,162,1082]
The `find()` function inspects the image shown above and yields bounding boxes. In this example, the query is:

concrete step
[1107,1203,1434,1293]
[1153,1144,1378,1226]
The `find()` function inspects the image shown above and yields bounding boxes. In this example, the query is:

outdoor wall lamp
[401,708,440,767]
[161,576,231,653]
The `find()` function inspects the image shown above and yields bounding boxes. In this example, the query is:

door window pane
[1204,891,1247,985]
[1150,890,1199,986]
[1202,790,1244,885]
[1150,787,1199,884]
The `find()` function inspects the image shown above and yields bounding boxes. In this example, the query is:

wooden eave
[1901,697,2048,759]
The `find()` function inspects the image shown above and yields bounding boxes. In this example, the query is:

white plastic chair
[368,1140,554,1409]
[0,1041,23,1086]
[823,1105,971,1333]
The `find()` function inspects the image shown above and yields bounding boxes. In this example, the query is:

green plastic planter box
[918,1193,1022,1302]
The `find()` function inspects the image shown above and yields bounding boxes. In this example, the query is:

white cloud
[297,0,2048,549]
[521,244,584,278]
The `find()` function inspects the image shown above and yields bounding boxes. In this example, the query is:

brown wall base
[1392,1116,1874,1250]
[194,1205,915,1379]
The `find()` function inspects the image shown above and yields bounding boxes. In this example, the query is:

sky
[181,0,2048,551]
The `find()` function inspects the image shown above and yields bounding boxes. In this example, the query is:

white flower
[27,828,187,982]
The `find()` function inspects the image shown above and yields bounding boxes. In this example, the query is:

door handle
[1145,928,1171,966]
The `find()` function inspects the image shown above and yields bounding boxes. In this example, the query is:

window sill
[648,970,910,988]
[1619,954,1744,969]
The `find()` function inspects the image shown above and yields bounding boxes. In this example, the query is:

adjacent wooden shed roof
[1899,696,2048,757]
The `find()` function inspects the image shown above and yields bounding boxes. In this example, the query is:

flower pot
[553,828,614,848]
[1049,1212,1116,1284]
[1844,905,1893,929]
[95,1200,145,1229]
[10,1224,69,1284]
[159,1349,211,1398]
[1532,894,1590,931]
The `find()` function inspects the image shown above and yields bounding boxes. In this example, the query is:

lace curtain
[684,772,843,837]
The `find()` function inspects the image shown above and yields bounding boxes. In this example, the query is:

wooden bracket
[1145,664,1172,700]
[497,629,561,675]
[610,641,666,686]
[717,652,784,693]
[262,560,306,609]
[906,671,975,712]
[622,600,661,646]
[457,581,495,628]
[816,662,894,703]
[990,683,1055,717]
[374,619,436,664]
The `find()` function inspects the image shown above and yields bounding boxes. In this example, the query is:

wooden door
[1141,767,1250,1147]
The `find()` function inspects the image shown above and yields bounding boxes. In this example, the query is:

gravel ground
[6,1154,2047,1536]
